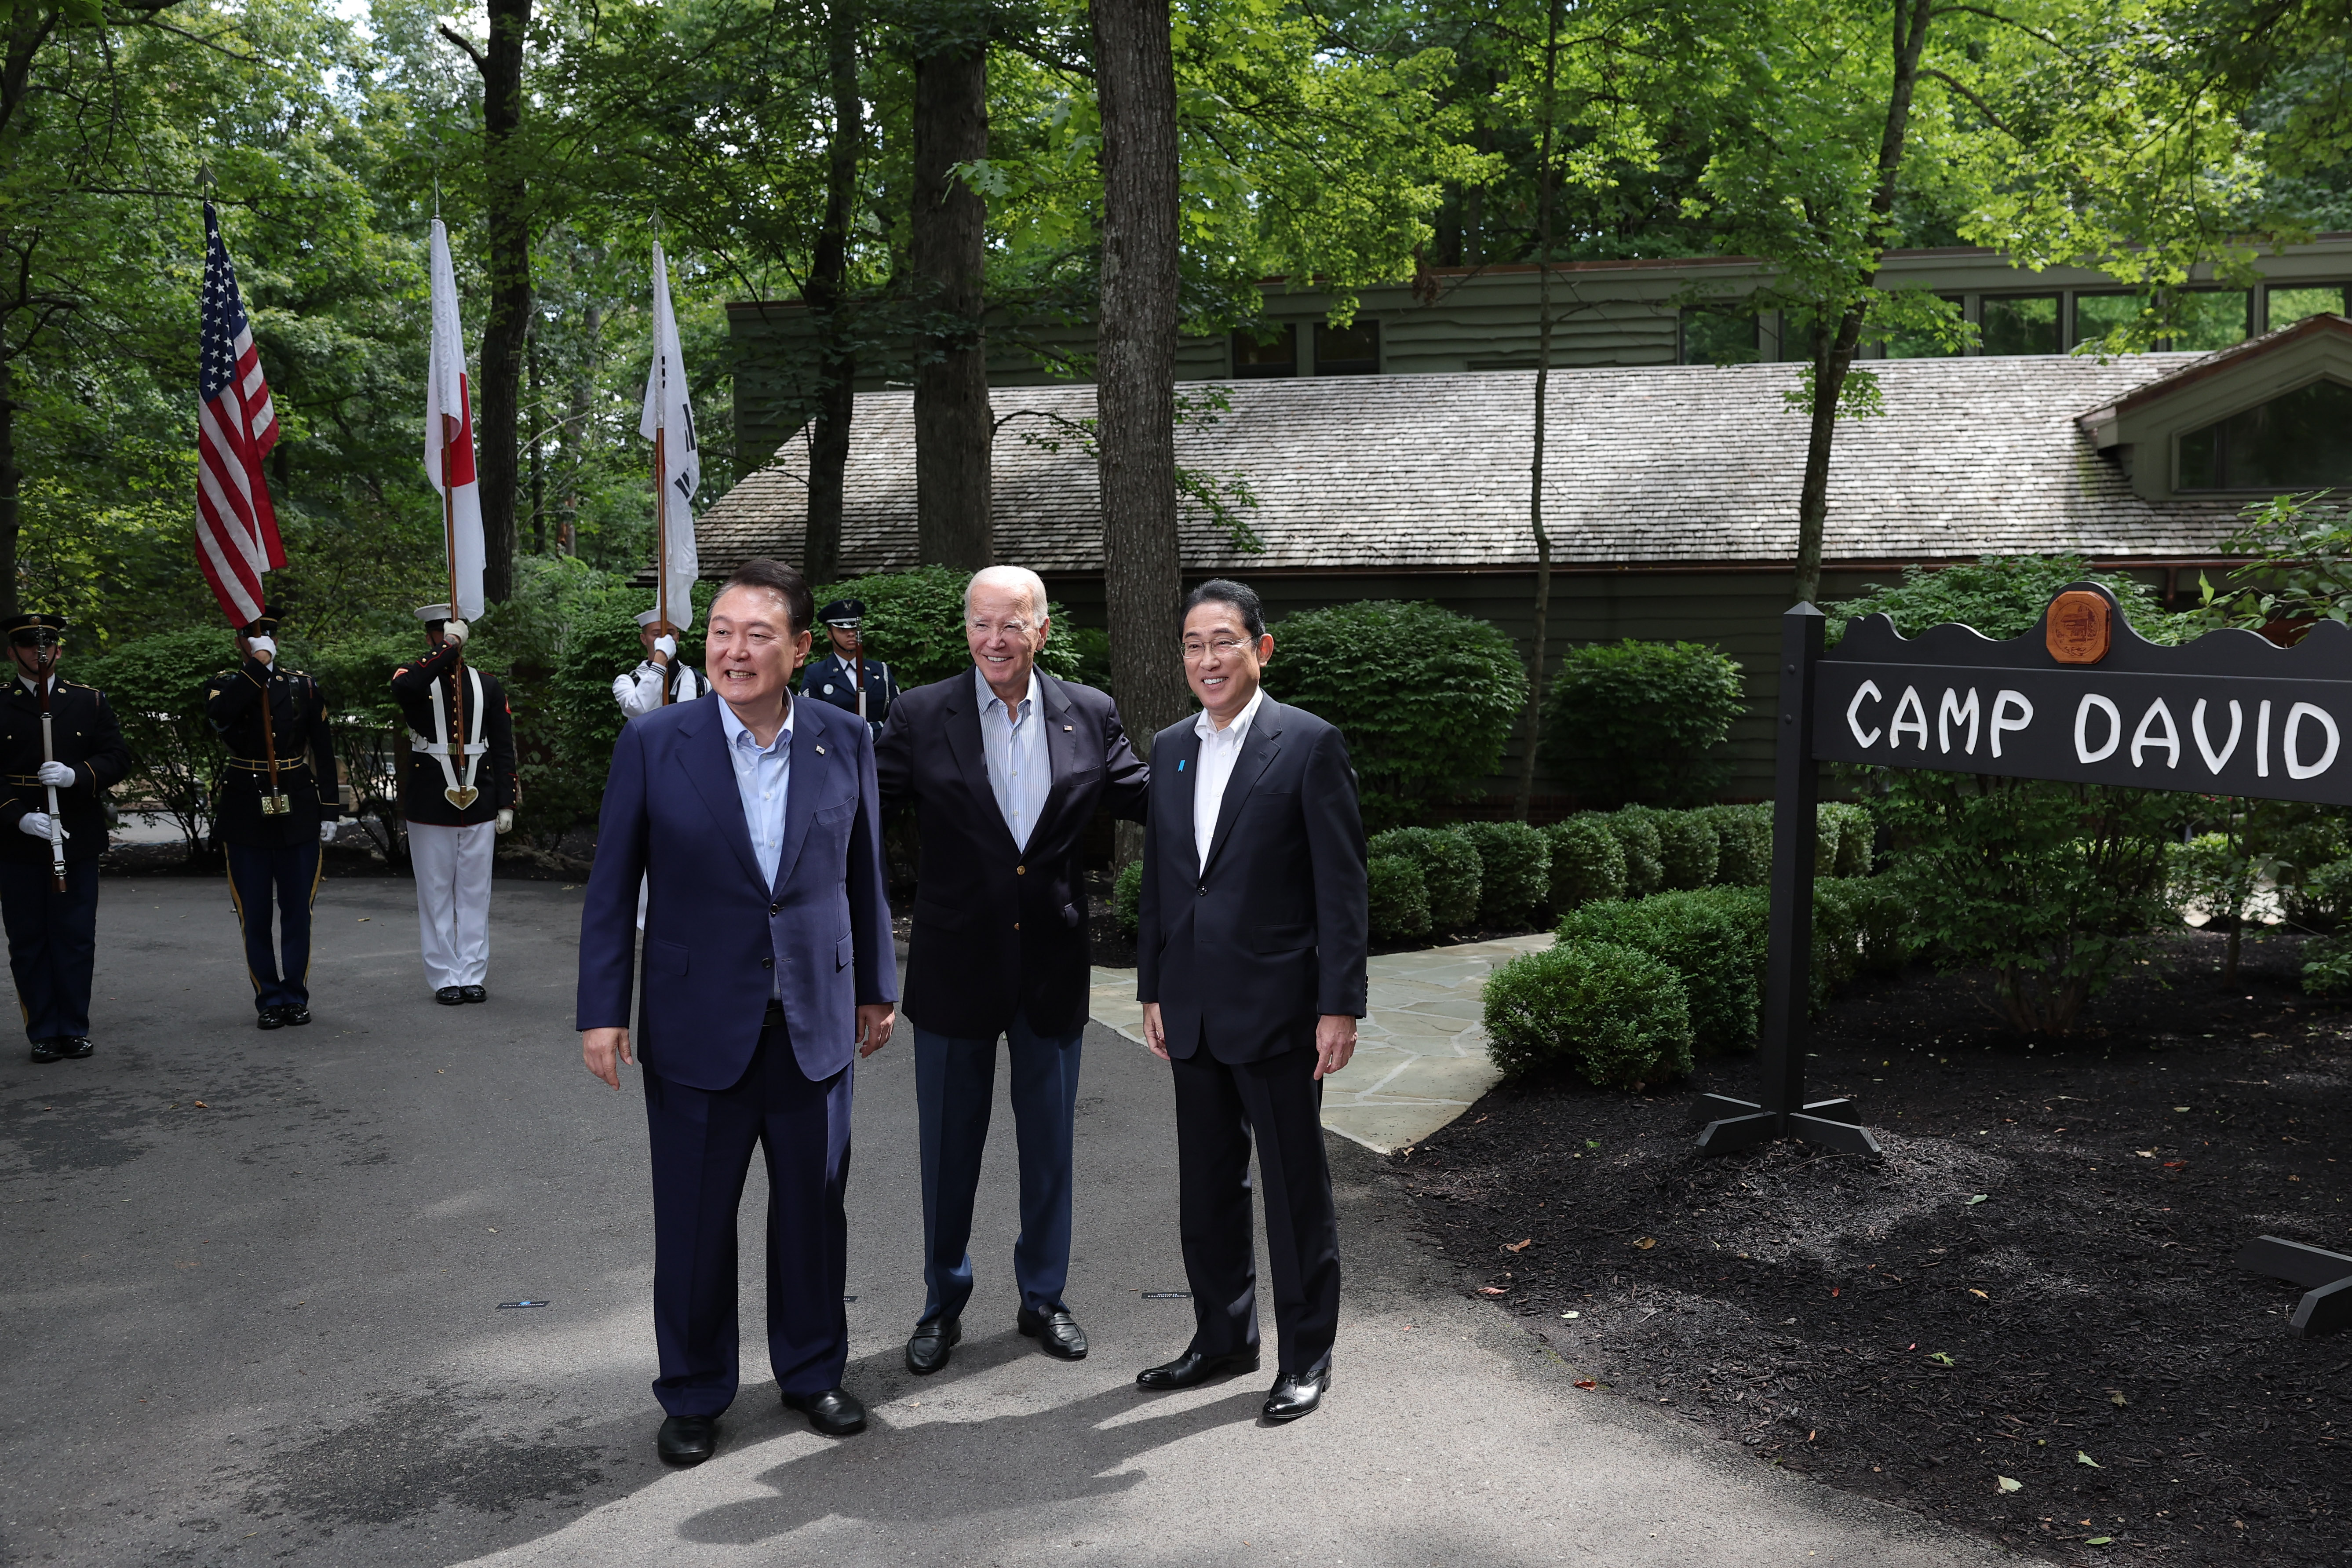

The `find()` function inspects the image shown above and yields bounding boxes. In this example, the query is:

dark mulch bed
[1396,928,2352,1566]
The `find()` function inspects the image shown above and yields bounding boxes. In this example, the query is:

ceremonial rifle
[442,419,470,803]
[255,642,287,818]
[854,624,867,725]
[34,638,64,892]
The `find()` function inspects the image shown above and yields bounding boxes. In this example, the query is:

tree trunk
[0,355,16,618]
[1512,0,1563,823]
[911,37,992,569]
[1790,0,1933,606]
[526,319,545,555]
[467,0,532,604]
[804,0,862,587]
[562,302,598,557]
[1092,0,1188,744]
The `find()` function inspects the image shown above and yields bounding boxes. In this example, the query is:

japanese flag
[424,219,485,620]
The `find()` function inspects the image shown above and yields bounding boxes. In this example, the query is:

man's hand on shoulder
[1313,1014,1357,1080]
[856,1003,896,1058]
[582,1026,634,1088]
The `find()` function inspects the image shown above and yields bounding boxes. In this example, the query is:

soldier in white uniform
[613,609,703,717]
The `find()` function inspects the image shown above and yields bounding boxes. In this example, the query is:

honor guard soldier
[613,608,704,718]
[205,606,340,1029]
[0,613,131,1063]
[800,598,897,736]
[391,605,517,1006]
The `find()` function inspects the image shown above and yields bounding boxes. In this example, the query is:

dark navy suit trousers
[643,1010,853,1416]
[1,858,98,1043]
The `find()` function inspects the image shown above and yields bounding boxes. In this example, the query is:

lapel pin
[1063,724,1073,732]
[815,744,827,755]
[1178,758,1186,772]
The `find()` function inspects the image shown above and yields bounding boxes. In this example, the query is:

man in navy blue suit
[576,557,898,1467]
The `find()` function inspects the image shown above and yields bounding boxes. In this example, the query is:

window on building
[1980,295,2061,355]
[1680,307,1759,365]
[2267,285,2352,332]
[2073,292,2144,347]
[1314,319,1380,375]
[1885,295,1966,358]
[2176,378,2352,490]
[2173,289,2251,351]
[1232,324,1297,378]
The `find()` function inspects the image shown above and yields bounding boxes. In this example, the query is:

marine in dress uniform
[613,607,704,718]
[799,599,896,736]
[204,607,341,1029]
[0,613,131,1063]
[391,605,517,1006]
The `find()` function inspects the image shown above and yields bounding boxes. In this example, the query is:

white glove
[442,620,469,647]
[17,812,66,841]
[494,808,514,835]
[247,635,277,662]
[653,634,678,659]
[320,821,339,845]
[36,761,73,788]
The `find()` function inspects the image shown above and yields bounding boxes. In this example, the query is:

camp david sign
[1813,586,2352,805]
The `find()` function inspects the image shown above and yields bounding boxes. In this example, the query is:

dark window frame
[1231,324,1298,379]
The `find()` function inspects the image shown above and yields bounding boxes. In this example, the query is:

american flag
[196,201,284,626]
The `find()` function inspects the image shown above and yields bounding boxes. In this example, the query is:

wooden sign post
[1698,583,2352,1332]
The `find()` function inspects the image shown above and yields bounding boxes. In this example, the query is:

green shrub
[1115,860,1143,938]
[1821,801,1875,877]
[1368,827,1482,931]
[1269,600,1526,833]
[1823,555,2193,647]
[1368,855,1433,943]
[1457,820,1551,928]
[1482,941,1694,1088]
[1812,801,1843,877]
[1557,891,1758,1050]
[80,625,240,858]
[1545,814,1627,910]
[1538,639,1747,807]
[1702,803,1772,886]
[1654,809,1720,890]
[2304,934,2352,996]
[1606,808,1665,898]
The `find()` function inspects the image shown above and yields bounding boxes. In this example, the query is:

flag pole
[445,420,467,778]
[656,423,671,707]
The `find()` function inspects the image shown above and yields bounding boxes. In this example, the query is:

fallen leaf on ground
[1968,1288,1988,1299]
[1478,1286,1507,1296]
[1965,1194,1988,1205]
[1504,1238,1532,1253]
[1831,1287,1840,1296]
[2135,1149,2156,1157]
[1634,1237,1657,1251]
[1573,1379,1597,1389]
[193,1101,208,1109]
[2087,1535,2114,1545]
[2110,1393,2127,1407]
[1997,1477,2022,1493]
[1929,1351,1956,1366]
[2077,1451,2100,1467]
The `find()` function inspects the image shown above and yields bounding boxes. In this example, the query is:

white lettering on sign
[1990,690,2033,758]
[1938,688,1980,755]
[2192,698,2243,773]
[1890,686,1929,751]
[2286,703,2341,780]
[1846,680,1884,748]
[2130,698,2181,770]
[2259,699,2273,778]
[2075,693,2123,763]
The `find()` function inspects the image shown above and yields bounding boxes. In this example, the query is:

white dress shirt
[1192,686,1265,873]
[977,666,1049,851]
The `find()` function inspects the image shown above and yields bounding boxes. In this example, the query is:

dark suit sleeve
[1099,699,1150,824]
[1302,724,1369,1018]
[204,657,270,733]
[1135,733,1163,1005]
[872,695,912,811]
[576,719,651,1031]
[304,678,339,814]
[844,715,899,1007]
[489,681,518,810]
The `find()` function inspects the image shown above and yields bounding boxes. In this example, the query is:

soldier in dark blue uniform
[205,607,341,1029]
[799,598,897,736]
[0,613,131,1063]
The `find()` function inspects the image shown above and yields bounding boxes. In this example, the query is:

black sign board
[1697,585,2352,1331]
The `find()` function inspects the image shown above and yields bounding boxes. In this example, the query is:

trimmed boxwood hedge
[1555,891,1758,1051]
[1546,813,1627,910]
[1652,809,1719,890]
[1482,940,1693,1087]
[1115,860,1143,938]
[1369,855,1432,943]
[1458,820,1551,927]
[1701,803,1772,887]
[1367,827,1482,931]
[1606,809,1666,899]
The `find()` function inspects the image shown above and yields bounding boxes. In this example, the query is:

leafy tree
[1538,640,1745,808]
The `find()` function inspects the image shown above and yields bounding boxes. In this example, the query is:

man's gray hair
[965,565,1050,623]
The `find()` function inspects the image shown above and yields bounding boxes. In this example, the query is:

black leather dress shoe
[782,1387,867,1436]
[459,985,487,1003]
[28,1038,63,1064]
[1135,1347,1260,1390]
[905,1317,961,1375]
[281,1005,310,1027]
[257,1007,286,1030]
[1018,1306,1089,1360]
[434,987,465,1006]
[58,1037,91,1059]
[1263,1368,1330,1422]
[656,1414,717,1465]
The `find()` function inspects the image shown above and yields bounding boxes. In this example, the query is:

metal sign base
[1694,1094,1881,1157]
[2236,1236,2352,1336]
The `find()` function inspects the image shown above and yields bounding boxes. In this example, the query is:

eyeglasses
[968,619,1035,639]
[1181,636,1251,662]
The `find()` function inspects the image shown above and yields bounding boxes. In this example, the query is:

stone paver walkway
[1088,932,1553,1153]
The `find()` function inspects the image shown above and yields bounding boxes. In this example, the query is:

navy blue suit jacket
[576,690,897,1090]
[1135,697,1368,1064]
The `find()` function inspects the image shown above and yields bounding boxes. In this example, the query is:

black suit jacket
[875,670,1148,1039]
[1136,696,1368,1064]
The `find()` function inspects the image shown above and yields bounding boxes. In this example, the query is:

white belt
[417,666,487,806]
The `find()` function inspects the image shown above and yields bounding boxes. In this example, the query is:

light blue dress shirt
[718,694,794,914]
[977,666,1049,852]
